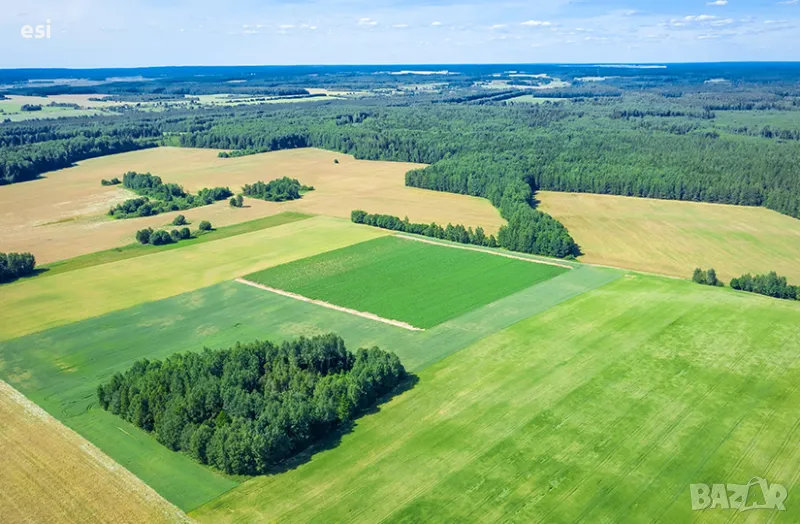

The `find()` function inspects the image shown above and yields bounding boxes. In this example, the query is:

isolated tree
[179,227,191,240]
[235,194,244,207]
[172,214,187,226]
[692,268,707,285]
[170,229,182,243]
[198,220,212,231]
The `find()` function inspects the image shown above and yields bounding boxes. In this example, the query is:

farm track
[235,278,425,331]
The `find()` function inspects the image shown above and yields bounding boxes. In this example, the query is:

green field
[246,236,570,329]
[0,216,387,341]
[0,264,616,510]
[191,275,800,523]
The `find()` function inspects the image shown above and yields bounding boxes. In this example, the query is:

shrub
[150,230,173,246]
[198,220,212,231]
[172,214,187,226]
[179,227,191,240]
[101,177,121,186]
[235,194,243,207]
[170,229,182,243]
[135,228,153,245]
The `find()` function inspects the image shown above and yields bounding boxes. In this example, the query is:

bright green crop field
[192,275,800,523]
[245,236,570,329]
[0,263,615,511]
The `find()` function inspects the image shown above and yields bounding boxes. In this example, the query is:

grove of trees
[0,252,36,283]
[97,334,406,475]
[241,177,313,202]
[108,172,232,219]
[692,268,722,287]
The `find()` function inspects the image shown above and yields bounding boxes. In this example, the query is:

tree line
[241,177,313,202]
[109,172,232,219]
[730,272,798,301]
[0,135,156,185]
[0,252,36,284]
[351,210,498,248]
[97,334,406,475]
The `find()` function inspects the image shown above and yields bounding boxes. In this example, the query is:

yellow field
[0,216,387,341]
[538,191,800,281]
[0,147,502,264]
[0,380,187,524]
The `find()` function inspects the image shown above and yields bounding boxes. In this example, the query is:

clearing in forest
[538,191,800,281]
[0,146,502,264]
[191,275,800,523]
[0,380,188,524]
[245,235,569,329]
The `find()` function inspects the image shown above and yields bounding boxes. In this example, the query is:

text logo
[21,20,51,39]
[690,478,787,512]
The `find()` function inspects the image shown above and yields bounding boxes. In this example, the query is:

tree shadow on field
[265,373,420,476]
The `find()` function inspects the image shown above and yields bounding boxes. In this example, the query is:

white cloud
[490,24,507,30]
[431,21,443,26]
[711,18,735,26]
[685,15,717,21]
[392,24,409,28]
[778,0,798,4]
[706,0,728,6]
[521,20,552,27]
[358,18,377,26]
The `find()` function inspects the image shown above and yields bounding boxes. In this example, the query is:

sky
[1,0,799,68]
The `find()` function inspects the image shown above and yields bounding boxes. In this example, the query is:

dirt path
[394,234,574,269]
[234,278,425,332]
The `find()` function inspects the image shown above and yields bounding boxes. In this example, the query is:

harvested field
[538,191,800,281]
[0,147,503,264]
[0,380,188,524]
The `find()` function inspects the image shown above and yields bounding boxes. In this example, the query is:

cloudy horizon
[2,0,799,68]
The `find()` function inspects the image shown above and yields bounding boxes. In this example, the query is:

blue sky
[2,0,799,68]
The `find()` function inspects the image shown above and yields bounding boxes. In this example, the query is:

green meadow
[192,275,800,523]
[246,236,569,329]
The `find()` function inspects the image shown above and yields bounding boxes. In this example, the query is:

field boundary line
[394,234,574,269]
[234,278,425,332]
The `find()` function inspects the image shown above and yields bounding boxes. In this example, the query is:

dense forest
[2,64,800,239]
[97,334,406,475]
[108,171,232,218]
[241,177,313,202]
